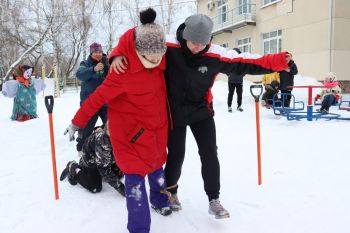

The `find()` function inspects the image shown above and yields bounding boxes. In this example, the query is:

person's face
[91,51,103,61]
[23,68,33,79]
[186,40,207,54]
[143,54,163,64]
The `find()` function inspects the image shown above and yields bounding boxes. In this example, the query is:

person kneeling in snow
[315,72,341,114]
[2,65,45,121]
[60,124,125,197]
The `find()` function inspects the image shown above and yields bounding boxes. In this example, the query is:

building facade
[197,0,350,92]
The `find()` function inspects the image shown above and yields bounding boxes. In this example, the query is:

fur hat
[183,14,213,44]
[324,72,337,82]
[89,42,103,54]
[135,8,166,56]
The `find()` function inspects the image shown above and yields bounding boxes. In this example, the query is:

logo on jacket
[198,65,208,74]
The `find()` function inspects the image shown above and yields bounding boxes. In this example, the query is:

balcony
[212,4,256,35]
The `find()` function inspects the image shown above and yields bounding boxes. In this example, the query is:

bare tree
[3,17,54,80]
[121,0,142,27]
[103,0,117,54]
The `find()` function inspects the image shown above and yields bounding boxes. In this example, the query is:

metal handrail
[212,4,256,32]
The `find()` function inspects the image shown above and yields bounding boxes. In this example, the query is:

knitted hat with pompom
[135,8,167,56]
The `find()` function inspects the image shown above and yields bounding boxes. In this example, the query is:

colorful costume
[2,65,45,121]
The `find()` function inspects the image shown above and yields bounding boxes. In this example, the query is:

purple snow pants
[125,167,169,233]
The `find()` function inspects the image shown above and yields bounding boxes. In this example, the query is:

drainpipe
[328,0,333,72]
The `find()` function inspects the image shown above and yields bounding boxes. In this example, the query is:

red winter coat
[72,28,168,176]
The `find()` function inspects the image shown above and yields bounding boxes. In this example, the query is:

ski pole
[45,95,59,200]
[250,85,263,185]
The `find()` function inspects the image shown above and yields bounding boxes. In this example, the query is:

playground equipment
[339,99,350,111]
[269,85,350,121]
[63,76,80,93]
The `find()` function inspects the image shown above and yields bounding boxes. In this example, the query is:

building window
[237,0,252,15]
[217,0,228,24]
[261,0,279,7]
[237,37,251,53]
[262,30,282,55]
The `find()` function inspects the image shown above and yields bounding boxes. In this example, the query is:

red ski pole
[45,95,59,200]
[250,85,263,185]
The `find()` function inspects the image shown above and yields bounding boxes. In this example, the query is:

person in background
[261,72,280,87]
[315,72,341,113]
[64,8,171,233]
[75,42,109,154]
[2,65,45,121]
[226,48,245,112]
[261,80,280,107]
[279,60,298,107]
[60,124,125,196]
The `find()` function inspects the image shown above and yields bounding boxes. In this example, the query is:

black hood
[176,23,210,60]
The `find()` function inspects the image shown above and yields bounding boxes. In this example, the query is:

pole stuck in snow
[45,95,59,200]
[250,85,263,185]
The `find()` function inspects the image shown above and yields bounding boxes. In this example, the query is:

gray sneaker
[169,193,182,211]
[208,199,230,219]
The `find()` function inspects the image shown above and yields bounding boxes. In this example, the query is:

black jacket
[279,60,298,91]
[227,72,245,84]
[165,23,287,126]
[79,129,122,190]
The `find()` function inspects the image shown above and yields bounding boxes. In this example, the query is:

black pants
[76,105,108,151]
[281,90,292,107]
[164,117,220,201]
[227,82,243,107]
[321,94,336,110]
[76,166,102,193]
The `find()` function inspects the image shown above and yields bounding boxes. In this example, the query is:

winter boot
[169,193,182,211]
[208,198,230,219]
[237,106,243,112]
[60,161,79,185]
[228,107,232,113]
[151,205,172,216]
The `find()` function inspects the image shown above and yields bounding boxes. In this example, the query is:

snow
[1,75,350,233]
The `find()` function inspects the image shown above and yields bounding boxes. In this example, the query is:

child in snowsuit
[2,65,45,121]
[60,125,125,196]
[315,72,341,113]
[64,8,171,233]
[261,80,280,107]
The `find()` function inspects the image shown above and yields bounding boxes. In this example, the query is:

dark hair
[233,48,242,54]
[270,80,280,89]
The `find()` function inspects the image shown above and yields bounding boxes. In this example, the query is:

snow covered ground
[1,76,350,233]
